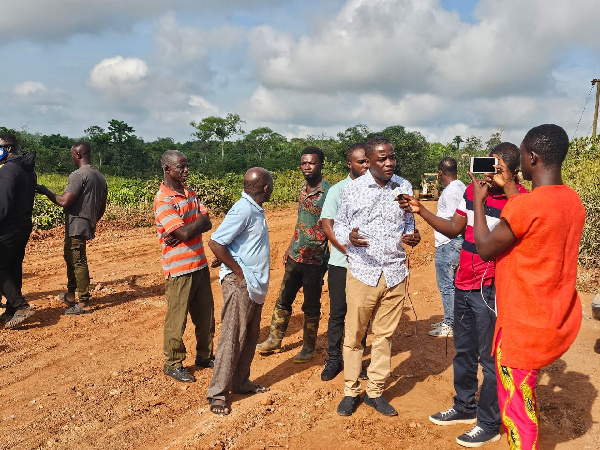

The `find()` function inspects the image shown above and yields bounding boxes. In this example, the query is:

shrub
[565,137,600,268]
[32,166,348,230]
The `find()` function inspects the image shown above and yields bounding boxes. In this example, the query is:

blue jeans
[434,239,462,327]
[452,286,500,434]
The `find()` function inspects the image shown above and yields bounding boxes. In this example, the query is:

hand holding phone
[470,157,498,174]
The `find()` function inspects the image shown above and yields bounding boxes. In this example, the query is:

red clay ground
[1,204,599,449]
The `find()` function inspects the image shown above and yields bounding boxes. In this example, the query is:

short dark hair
[0,133,18,145]
[490,142,520,173]
[438,157,458,175]
[364,135,393,157]
[301,146,325,163]
[346,143,365,162]
[0,133,19,153]
[521,124,569,167]
[161,149,185,171]
[72,141,92,157]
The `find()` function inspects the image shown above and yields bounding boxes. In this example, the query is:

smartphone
[470,156,498,174]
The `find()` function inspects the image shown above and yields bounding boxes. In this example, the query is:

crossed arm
[170,213,212,242]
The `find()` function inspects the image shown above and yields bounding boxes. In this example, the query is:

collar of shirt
[241,191,264,213]
[362,170,402,191]
[489,182,527,199]
[300,180,325,198]
[160,181,190,199]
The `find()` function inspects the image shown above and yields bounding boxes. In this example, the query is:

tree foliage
[190,113,245,160]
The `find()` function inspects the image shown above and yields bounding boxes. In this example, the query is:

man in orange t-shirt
[154,150,215,383]
[468,124,585,449]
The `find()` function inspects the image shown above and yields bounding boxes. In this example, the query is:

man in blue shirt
[206,167,274,415]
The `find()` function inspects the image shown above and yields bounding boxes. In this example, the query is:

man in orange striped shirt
[154,150,215,383]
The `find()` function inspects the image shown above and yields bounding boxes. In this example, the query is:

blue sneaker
[456,425,501,448]
[429,407,477,426]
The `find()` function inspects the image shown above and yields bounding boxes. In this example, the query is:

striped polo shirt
[454,182,528,290]
[154,181,208,279]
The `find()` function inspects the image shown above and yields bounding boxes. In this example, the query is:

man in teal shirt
[319,143,370,381]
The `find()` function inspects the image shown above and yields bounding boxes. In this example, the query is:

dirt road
[1,206,599,449]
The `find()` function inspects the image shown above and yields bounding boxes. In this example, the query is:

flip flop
[64,304,93,315]
[58,293,76,308]
[209,399,231,416]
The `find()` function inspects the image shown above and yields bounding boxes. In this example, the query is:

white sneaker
[430,320,444,328]
[428,323,453,337]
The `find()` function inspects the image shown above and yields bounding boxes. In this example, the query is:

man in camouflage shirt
[256,146,331,363]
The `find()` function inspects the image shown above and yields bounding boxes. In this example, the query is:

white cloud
[10,81,70,108]
[189,96,220,115]
[2,0,600,145]
[88,56,148,92]
[12,81,46,96]
[241,0,600,144]
[0,0,284,43]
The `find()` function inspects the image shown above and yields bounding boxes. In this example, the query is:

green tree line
[1,117,505,187]
[3,119,598,268]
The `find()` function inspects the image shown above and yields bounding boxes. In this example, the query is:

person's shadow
[15,273,168,330]
[251,308,454,403]
[536,359,596,449]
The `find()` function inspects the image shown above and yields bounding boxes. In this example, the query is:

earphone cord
[404,245,438,374]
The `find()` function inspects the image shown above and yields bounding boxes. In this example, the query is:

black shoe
[195,357,215,368]
[321,359,343,381]
[363,394,397,416]
[163,365,196,382]
[359,366,368,380]
[337,395,361,416]
[429,407,477,426]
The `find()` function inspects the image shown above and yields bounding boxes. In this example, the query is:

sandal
[64,304,93,315]
[209,399,230,416]
[58,293,76,308]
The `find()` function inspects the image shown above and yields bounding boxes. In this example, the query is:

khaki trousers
[64,236,90,302]
[164,267,215,369]
[343,271,405,398]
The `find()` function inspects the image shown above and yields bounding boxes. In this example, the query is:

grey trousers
[207,274,263,401]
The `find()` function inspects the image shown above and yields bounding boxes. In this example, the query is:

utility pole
[592,79,600,138]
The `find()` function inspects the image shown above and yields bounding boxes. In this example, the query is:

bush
[32,166,348,230]
[565,137,600,268]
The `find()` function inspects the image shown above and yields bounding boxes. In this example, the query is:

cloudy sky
[1,0,599,145]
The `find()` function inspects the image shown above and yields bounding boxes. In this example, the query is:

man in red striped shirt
[154,150,215,383]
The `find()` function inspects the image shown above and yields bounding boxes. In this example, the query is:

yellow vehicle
[413,173,439,201]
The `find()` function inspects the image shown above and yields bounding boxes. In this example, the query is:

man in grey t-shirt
[37,141,107,314]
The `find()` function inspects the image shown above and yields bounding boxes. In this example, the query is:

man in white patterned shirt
[333,135,420,417]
